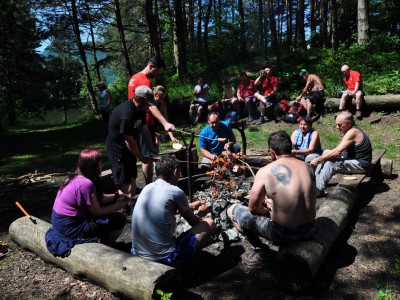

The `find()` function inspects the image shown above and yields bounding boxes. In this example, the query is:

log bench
[275,149,392,291]
[9,216,177,300]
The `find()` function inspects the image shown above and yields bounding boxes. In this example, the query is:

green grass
[0,112,398,179]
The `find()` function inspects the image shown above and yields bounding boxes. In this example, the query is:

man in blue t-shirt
[199,111,241,169]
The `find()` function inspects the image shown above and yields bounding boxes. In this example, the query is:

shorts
[342,89,364,98]
[231,204,316,246]
[99,108,110,123]
[131,230,197,267]
[304,90,325,104]
[107,152,137,187]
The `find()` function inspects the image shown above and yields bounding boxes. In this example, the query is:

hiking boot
[257,116,266,125]
[248,116,254,123]
[241,249,270,267]
[355,111,363,120]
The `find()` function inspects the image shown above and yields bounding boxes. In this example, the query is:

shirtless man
[227,130,316,266]
[296,69,325,117]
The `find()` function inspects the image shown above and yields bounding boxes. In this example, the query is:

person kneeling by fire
[199,111,241,172]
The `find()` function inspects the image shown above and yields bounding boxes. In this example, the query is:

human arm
[309,129,357,167]
[87,193,129,217]
[158,100,179,143]
[292,130,321,156]
[237,85,244,101]
[296,78,312,101]
[350,81,361,96]
[98,192,131,206]
[148,105,175,131]
[248,168,270,216]
[124,135,150,163]
[201,148,217,160]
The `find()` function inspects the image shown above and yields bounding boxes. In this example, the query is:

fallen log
[324,94,400,110]
[9,216,178,300]
[275,185,356,291]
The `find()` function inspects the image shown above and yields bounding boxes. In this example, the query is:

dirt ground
[1,116,400,300]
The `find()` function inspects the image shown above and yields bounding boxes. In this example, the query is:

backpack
[281,100,304,123]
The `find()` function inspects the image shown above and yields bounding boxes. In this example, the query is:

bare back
[255,157,316,228]
[307,74,324,92]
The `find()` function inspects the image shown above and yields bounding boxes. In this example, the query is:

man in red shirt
[237,72,257,123]
[127,56,175,184]
[339,65,365,120]
[254,67,279,124]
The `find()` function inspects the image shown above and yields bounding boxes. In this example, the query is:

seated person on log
[237,71,257,123]
[291,116,323,163]
[131,155,216,266]
[199,111,241,171]
[254,66,279,124]
[45,149,130,257]
[338,65,365,120]
[220,80,241,119]
[189,77,210,125]
[148,85,179,152]
[295,69,325,118]
[309,111,372,198]
[227,131,317,266]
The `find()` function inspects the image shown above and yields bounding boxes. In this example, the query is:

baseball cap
[299,69,308,77]
[134,86,156,106]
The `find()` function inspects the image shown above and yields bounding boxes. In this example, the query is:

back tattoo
[271,164,292,185]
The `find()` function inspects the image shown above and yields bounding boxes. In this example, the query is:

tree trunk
[276,186,356,291]
[71,0,98,115]
[9,216,177,300]
[357,0,370,46]
[86,4,101,83]
[114,0,133,78]
[196,0,202,52]
[238,0,247,56]
[310,0,317,48]
[146,0,162,57]
[2,56,16,126]
[330,0,338,57]
[268,0,282,71]
[258,0,264,51]
[286,0,293,48]
[188,0,195,49]
[324,94,400,110]
[173,0,187,78]
[320,0,328,48]
[296,0,306,49]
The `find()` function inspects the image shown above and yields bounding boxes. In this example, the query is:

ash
[175,173,254,244]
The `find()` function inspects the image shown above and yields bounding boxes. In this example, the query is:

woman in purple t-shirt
[46,149,130,256]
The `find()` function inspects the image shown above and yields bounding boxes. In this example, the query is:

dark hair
[155,155,180,180]
[148,56,166,69]
[298,116,313,126]
[61,149,103,195]
[240,71,247,77]
[268,131,292,155]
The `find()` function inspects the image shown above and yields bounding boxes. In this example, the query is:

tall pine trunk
[357,0,370,46]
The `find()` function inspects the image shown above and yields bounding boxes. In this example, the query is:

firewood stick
[15,201,37,224]
[174,130,227,142]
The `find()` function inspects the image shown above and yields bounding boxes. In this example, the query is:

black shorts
[107,152,137,187]
[304,91,325,104]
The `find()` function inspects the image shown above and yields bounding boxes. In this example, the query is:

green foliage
[372,283,396,300]
[153,289,173,300]
[394,257,400,277]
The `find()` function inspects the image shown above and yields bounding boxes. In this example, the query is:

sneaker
[355,111,363,120]
[248,116,254,123]
[316,189,326,198]
[241,249,270,267]
[257,116,266,125]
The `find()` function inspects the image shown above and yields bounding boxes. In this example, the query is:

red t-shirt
[128,72,151,100]
[237,80,256,98]
[261,76,279,95]
[128,72,156,125]
[344,70,363,90]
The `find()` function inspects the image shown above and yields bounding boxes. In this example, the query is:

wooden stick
[237,159,256,178]
[15,201,37,224]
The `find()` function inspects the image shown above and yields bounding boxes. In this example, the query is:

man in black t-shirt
[106,86,158,198]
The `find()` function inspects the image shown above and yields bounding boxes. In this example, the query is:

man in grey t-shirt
[131,155,215,266]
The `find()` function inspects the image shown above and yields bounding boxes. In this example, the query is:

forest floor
[0,114,399,300]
